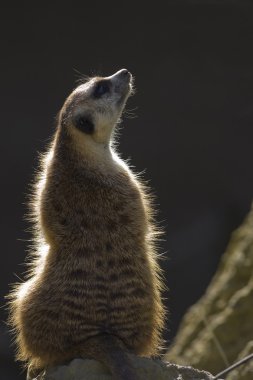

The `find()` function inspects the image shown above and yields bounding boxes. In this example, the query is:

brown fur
[7,70,166,378]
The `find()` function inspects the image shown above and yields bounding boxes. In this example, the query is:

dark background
[1,1,253,378]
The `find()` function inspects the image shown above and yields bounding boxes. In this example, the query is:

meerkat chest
[78,174,147,248]
[41,161,148,257]
[43,169,150,294]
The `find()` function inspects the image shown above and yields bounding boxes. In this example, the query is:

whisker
[123,107,138,119]
[73,68,91,85]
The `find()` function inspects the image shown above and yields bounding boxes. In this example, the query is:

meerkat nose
[119,68,130,77]
[110,69,131,81]
[118,69,131,80]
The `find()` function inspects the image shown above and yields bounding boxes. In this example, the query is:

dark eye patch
[93,80,110,98]
[75,115,94,135]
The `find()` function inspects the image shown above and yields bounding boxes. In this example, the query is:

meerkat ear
[75,115,95,135]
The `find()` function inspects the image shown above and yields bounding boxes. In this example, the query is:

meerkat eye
[93,80,110,98]
[75,116,95,135]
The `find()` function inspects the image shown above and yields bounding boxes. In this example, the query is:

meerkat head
[58,69,133,158]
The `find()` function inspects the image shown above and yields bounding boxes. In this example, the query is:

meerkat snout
[108,68,132,82]
[109,69,133,104]
[114,68,130,77]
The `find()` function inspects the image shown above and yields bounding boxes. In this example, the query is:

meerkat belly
[21,256,152,352]
[106,263,155,352]
[59,247,155,349]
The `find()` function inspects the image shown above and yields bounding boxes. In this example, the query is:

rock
[165,203,253,377]
[31,355,216,380]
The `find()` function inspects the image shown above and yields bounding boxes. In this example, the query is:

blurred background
[1,1,253,378]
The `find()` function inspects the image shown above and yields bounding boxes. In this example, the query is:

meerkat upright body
[9,69,165,379]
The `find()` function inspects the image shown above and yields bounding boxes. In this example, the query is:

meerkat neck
[55,128,119,177]
[81,141,115,173]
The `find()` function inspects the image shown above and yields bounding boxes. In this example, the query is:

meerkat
[8,69,166,380]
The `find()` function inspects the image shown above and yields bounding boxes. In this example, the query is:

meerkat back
[8,69,166,380]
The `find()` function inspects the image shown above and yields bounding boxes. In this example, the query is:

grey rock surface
[33,356,216,380]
